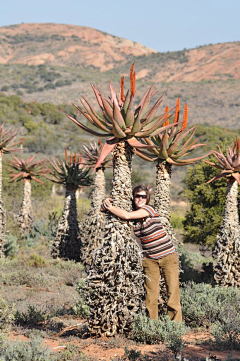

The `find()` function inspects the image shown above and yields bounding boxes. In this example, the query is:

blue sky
[1,0,240,52]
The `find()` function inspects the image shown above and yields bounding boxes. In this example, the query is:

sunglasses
[134,194,147,199]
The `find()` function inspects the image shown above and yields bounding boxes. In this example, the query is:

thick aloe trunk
[213,179,240,287]
[88,141,144,336]
[18,178,33,235]
[80,168,106,269]
[0,152,6,257]
[51,187,80,261]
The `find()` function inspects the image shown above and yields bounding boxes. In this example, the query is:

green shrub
[0,336,54,361]
[210,301,240,350]
[130,314,187,356]
[15,304,49,326]
[54,343,89,361]
[123,347,142,360]
[0,270,47,288]
[171,214,184,230]
[178,245,214,284]
[28,254,47,268]
[4,235,19,258]
[181,282,240,328]
[0,296,15,333]
[73,279,90,317]
[24,219,52,247]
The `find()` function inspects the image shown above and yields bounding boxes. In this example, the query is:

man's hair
[132,185,150,210]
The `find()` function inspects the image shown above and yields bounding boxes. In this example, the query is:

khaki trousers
[142,253,182,321]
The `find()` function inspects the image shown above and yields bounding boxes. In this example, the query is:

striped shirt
[133,205,175,259]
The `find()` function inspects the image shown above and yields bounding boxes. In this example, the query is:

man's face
[134,191,147,209]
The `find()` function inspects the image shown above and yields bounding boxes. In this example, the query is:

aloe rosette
[66,63,174,168]
[204,138,240,287]
[134,101,206,166]
[204,137,240,185]
[133,100,208,224]
[81,139,112,169]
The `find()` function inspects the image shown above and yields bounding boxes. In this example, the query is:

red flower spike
[237,138,240,152]
[174,98,180,124]
[70,154,73,165]
[65,148,68,162]
[74,153,77,163]
[120,76,125,102]
[130,63,135,97]
[181,104,188,131]
[98,137,103,147]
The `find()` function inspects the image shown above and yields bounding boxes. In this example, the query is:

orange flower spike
[65,148,68,162]
[130,63,135,97]
[70,154,73,165]
[233,136,237,152]
[120,76,125,102]
[74,153,77,163]
[174,98,180,124]
[237,138,240,152]
[79,153,83,164]
[98,137,103,148]
[133,72,136,97]
[163,106,169,127]
[181,104,188,131]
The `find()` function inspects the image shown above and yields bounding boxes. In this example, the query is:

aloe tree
[135,102,208,308]
[135,100,207,233]
[67,64,174,336]
[204,138,240,287]
[0,124,20,256]
[47,150,91,261]
[79,140,112,269]
[8,155,48,235]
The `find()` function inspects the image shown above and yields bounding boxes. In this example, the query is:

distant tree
[7,155,48,235]
[0,124,20,256]
[47,150,92,261]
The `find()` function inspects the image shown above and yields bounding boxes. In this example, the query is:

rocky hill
[0,23,155,71]
[0,23,240,129]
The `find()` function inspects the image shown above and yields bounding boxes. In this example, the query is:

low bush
[3,234,19,258]
[0,296,15,333]
[0,269,47,288]
[123,347,142,360]
[0,336,54,361]
[210,300,240,350]
[15,304,49,326]
[130,314,187,356]
[73,279,90,317]
[28,253,47,268]
[178,246,214,284]
[55,343,89,361]
[181,282,240,328]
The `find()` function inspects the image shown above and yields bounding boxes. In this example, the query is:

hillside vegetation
[0,23,240,129]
